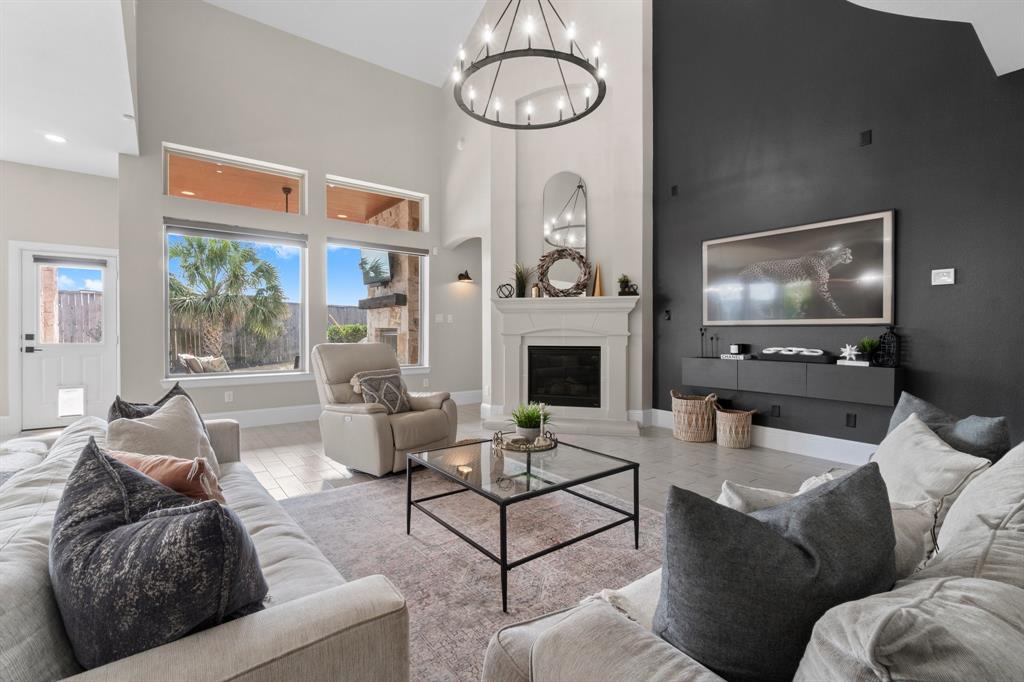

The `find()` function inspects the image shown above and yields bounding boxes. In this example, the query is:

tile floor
[240,404,845,512]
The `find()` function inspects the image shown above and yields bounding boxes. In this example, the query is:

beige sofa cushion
[795,577,1024,682]
[390,409,450,452]
[910,443,1024,589]
[0,417,107,681]
[107,395,220,475]
[871,413,990,536]
[482,607,579,682]
[219,463,345,605]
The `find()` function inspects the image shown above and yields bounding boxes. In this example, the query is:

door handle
[23,346,43,353]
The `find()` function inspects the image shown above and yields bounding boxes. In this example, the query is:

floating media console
[681,357,904,407]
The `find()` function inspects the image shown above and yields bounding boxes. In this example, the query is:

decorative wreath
[537,248,592,297]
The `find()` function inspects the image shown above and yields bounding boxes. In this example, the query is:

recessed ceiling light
[215,170,223,174]
[180,190,195,196]
[43,133,67,144]
[336,214,348,219]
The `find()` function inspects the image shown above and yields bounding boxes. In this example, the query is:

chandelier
[451,0,607,130]
[544,178,586,248]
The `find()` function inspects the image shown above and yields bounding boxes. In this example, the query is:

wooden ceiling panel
[167,153,300,214]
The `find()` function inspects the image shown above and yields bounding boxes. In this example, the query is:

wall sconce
[457,270,473,282]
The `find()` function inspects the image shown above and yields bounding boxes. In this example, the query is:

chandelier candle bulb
[526,101,534,125]
[494,98,502,123]
[468,87,476,112]
[566,21,576,41]
[557,96,565,121]
[584,85,592,108]
[451,66,461,83]
[458,45,465,70]
[592,42,601,67]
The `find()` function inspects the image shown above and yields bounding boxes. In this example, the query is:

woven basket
[715,406,756,449]
[671,391,717,442]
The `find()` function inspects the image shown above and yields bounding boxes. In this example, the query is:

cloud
[57,274,76,289]
[270,244,298,259]
[84,278,103,291]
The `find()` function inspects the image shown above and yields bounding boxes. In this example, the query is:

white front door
[19,250,119,430]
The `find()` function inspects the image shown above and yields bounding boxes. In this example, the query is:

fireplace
[527,346,601,408]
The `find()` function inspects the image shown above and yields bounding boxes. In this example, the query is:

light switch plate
[931,268,955,286]
[447,314,454,323]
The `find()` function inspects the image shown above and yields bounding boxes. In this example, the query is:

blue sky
[56,267,103,292]
[165,234,367,305]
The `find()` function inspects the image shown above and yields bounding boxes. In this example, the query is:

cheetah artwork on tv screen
[703,211,894,326]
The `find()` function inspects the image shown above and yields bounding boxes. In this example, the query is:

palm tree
[168,237,289,357]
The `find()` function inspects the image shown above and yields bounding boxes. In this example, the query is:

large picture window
[327,240,426,367]
[165,220,306,377]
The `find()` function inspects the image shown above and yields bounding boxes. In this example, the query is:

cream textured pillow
[107,395,220,476]
[718,478,937,578]
[871,413,990,536]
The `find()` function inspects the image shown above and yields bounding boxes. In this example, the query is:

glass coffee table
[406,438,639,612]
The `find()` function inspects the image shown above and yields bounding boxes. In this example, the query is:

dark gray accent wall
[653,0,1024,444]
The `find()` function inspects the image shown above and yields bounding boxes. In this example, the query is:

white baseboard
[207,391,482,429]
[205,403,321,428]
[647,408,874,465]
[451,389,482,405]
[627,409,650,426]
[480,402,503,419]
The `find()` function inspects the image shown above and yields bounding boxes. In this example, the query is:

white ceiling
[0,0,137,178]
[205,0,487,87]
[848,0,1024,76]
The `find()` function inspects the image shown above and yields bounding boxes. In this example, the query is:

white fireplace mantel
[485,296,640,435]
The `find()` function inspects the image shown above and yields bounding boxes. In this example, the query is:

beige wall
[441,0,653,415]
[0,161,118,421]
[119,0,482,416]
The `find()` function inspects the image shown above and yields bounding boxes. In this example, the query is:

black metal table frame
[406,440,639,612]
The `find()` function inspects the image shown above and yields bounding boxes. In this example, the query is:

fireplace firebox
[527,346,601,408]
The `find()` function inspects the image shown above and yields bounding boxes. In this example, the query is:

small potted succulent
[857,337,881,365]
[509,402,551,441]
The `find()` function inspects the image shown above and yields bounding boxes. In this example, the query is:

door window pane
[326,181,422,231]
[327,244,423,366]
[39,266,103,343]
[167,150,302,214]
[166,231,304,376]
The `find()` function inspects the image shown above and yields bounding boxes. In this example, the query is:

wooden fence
[167,303,368,373]
[57,291,103,343]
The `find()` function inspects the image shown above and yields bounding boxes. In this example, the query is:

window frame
[325,237,429,370]
[163,142,308,216]
[162,218,309,382]
[325,174,430,233]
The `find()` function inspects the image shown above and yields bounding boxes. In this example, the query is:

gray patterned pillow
[49,438,267,669]
[888,391,1010,462]
[352,368,410,414]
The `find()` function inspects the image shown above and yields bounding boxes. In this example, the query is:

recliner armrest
[323,402,388,415]
[407,392,451,411]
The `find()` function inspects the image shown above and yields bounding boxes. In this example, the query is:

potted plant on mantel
[618,274,639,296]
[510,402,551,441]
[514,263,536,298]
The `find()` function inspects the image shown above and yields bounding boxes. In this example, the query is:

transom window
[165,145,305,215]
[326,175,426,232]
[164,220,306,377]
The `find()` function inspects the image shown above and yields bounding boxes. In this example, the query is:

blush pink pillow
[107,451,225,503]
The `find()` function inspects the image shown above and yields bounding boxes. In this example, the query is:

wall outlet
[434,313,444,323]
[224,391,234,403]
[931,268,955,285]
[770,405,781,417]
[845,413,857,428]
[422,378,429,388]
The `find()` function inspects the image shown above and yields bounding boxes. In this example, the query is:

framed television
[703,211,894,326]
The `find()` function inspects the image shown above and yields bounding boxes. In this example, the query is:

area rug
[281,470,664,681]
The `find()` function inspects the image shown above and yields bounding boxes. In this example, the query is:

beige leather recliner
[311,342,458,476]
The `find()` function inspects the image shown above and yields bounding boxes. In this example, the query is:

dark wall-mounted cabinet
[682,358,903,407]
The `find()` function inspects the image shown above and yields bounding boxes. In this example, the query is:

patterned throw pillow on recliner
[351,368,410,414]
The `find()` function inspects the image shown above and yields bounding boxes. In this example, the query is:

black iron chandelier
[452,0,607,130]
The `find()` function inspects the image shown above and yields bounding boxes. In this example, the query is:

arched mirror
[542,172,586,289]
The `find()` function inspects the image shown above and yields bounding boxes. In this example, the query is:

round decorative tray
[491,430,558,453]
